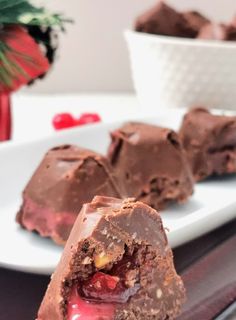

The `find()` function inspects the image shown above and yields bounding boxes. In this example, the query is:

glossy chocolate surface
[17,145,123,244]
[182,11,210,35]
[179,108,236,181]
[37,196,185,320]
[108,122,194,210]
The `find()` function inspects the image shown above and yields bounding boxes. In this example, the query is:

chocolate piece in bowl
[16,145,123,245]
[182,11,210,35]
[108,122,194,210]
[226,24,236,41]
[179,108,236,181]
[224,15,236,40]
[197,22,229,40]
[135,1,196,38]
[37,196,185,320]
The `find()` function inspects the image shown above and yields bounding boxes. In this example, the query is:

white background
[28,0,236,93]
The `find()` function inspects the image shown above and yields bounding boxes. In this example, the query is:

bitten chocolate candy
[179,108,236,181]
[108,122,194,210]
[37,196,185,320]
[135,1,196,38]
[16,145,124,245]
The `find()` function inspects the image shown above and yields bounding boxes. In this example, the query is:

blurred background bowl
[125,30,236,110]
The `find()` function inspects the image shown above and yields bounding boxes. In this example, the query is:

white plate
[0,109,236,275]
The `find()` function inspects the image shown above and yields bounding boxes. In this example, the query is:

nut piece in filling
[37,196,185,320]
[179,108,236,181]
[108,122,194,210]
[16,145,123,245]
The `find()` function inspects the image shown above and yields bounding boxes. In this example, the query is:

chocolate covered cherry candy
[37,196,185,320]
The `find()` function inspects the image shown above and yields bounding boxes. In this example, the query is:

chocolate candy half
[37,196,185,320]
[16,145,124,244]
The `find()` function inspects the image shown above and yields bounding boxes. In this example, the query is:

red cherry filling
[81,272,139,304]
[81,255,140,304]
[68,254,140,319]
[68,286,115,320]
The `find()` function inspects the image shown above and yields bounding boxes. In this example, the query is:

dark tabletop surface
[0,219,236,320]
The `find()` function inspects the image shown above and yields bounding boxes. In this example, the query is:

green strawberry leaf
[0,0,69,27]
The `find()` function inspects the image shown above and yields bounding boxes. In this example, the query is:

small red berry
[77,113,101,126]
[52,113,76,130]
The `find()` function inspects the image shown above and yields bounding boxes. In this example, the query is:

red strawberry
[0,25,49,93]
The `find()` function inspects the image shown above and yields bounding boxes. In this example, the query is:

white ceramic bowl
[125,30,236,110]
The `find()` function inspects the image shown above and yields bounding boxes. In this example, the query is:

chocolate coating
[37,196,185,320]
[225,15,236,40]
[226,24,236,41]
[107,122,194,210]
[179,108,236,181]
[135,2,236,42]
[16,145,123,245]
[182,11,210,35]
[135,1,196,38]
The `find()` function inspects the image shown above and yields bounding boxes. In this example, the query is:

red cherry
[77,113,101,126]
[89,272,119,291]
[52,113,76,130]
[68,286,115,320]
[106,276,120,290]
[81,271,139,303]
